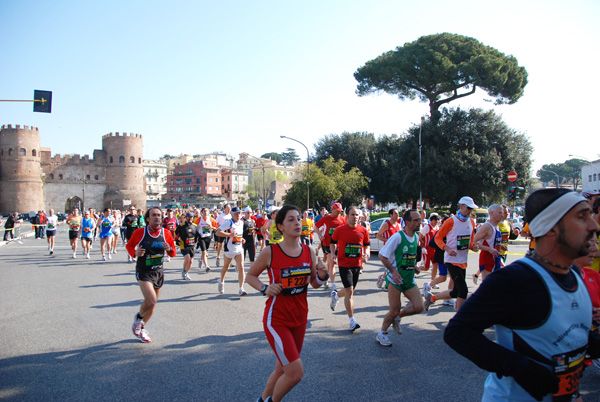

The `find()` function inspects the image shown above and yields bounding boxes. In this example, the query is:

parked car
[510,217,524,232]
[57,213,68,222]
[368,218,388,253]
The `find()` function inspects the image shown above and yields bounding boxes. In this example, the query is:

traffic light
[508,187,516,201]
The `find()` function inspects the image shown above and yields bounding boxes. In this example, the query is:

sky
[1,0,599,175]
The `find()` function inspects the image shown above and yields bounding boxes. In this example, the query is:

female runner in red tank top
[246,205,329,402]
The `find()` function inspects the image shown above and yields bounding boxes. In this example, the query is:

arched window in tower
[32,149,37,156]
[138,157,141,164]
[86,175,91,181]
[8,148,12,156]
[19,148,26,156]
[119,156,125,163]
[58,174,63,180]
[110,156,113,163]
[49,173,54,179]
[130,156,135,163]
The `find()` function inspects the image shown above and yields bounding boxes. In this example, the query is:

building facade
[582,160,600,194]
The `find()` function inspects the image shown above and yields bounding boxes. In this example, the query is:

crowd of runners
[7,189,600,402]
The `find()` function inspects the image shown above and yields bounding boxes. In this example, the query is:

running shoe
[218,282,224,294]
[102,255,106,261]
[132,314,144,337]
[139,328,151,343]
[376,331,392,346]
[432,284,440,289]
[392,316,403,335]
[205,266,211,273]
[86,253,90,259]
[376,274,384,289]
[323,281,330,290]
[182,271,191,281]
[472,274,479,285]
[107,253,112,260]
[198,259,202,268]
[239,288,248,296]
[422,282,431,298]
[424,292,434,311]
[166,256,171,262]
[127,255,132,262]
[330,290,339,311]
[49,251,53,255]
[349,321,361,332]
[216,258,220,267]
[442,300,451,306]
[72,252,76,259]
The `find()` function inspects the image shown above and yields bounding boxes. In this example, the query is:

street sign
[33,90,52,113]
[508,171,517,182]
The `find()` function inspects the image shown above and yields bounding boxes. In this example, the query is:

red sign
[508,171,517,182]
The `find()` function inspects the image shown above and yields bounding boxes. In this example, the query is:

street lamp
[539,168,560,188]
[247,154,266,210]
[280,135,310,210]
[419,116,424,211]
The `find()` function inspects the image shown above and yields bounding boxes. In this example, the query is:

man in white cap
[444,189,600,401]
[425,196,480,311]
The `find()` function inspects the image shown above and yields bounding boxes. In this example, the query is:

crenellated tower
[0,125,43,212]
[102,132,146,210]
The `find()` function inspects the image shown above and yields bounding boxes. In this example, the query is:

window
[119,156,125,163]
[95,175,99,180]
[234,176,237,180]
[185,178,192,184]
[8,148,12,156]
[215,178,219,182]
[595,174,597,182]
[171,179,174,185]
[110,156,113,163]
[204,177,207,182]
[86,175,90,180]
[130,156,135,163]
[208,186,212,190]
[19,148,26,156]
[32,149,37,156]
[176,179,182,184]
[49,173,54,179]
[208,177,212,182]
[590,175,593,182]
[58,174,63,180]
[196,178,200,184]
[186,170,193,175]
[138,158,141,164]
[178,170,183,175]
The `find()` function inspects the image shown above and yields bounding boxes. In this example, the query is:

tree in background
[281,148,301,166]
[283,157,367,209]
[537,159,586,190]
[354,33,528,123]
[260,152,283,164]
[247,170,289,204]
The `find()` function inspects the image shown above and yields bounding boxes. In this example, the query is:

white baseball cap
[458,196,478,209]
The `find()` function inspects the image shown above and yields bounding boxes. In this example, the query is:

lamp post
[539,168,560,188]
[247,154,266,210]
[280,135,310,210]
[419,116,424,211]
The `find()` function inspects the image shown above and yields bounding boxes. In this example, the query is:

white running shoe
[376,274,384,289]
[392,316,403,335]
[218,282,224,294]
[182,271,191,281]
[205,266,211,273]
[107,253,112,260]
[132,314,144,337]
[86,253,90,259]
[72,252,76,259]
[422,282,431,298]
[198,259,203,268]
[239,288,247,296]
[330,290,339,311]
[472,274,479,285]
[166,256,171,262]
[424,292,434,311]
[102,255,106,261]
[349,321,361,332]
[139,328,151,343]
[376,331,392,346]
[216,258,220,267]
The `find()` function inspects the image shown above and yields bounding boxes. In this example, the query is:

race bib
[280,266,311,296]
[202,226,210,234]
[272,231,282,241]
[102,221,111,228]
[47,223,55,229]
[456,235,470,250]
[328,227,336,236]
[400,253,417,270]
[344,243,362,259]
[83,227,91,233]
[232,235,243,244]
[302,225,309,232]
[185,238,195,246]
[552,347,586,401]
[145,255,164,269]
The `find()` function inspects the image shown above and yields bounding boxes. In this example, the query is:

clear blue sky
[1,0,599,174]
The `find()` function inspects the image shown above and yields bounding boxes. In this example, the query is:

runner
[375,209,425,346]
[175,212,200,281]
[246,205,329,402]
[110,209,121,254]
[97,208,114,261]
[375,209,402,289]
[420,213,440,292]
[215,204,232,267]
[471,204,504,283]
[254,209,267,252]
[329,206,370,331]
[127,207,176,343]
[216,206,247,296]
[314,202,345,290]
[445,189,600,401]
[195,208,216,272]
[80,210,95,259]
[425,196,479,311]
[300,210,313,246]
[263,209,283,246]
[242,207,257,264]
[123,206,139,262]
[67,208,82,258]
[163,209,178,262]
[45,209,59,255]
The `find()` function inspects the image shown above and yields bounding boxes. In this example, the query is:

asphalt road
[1,229,598,401]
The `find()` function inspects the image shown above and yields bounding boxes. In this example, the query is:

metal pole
[280,136,309,210]
[419,117,423,211]
[540,168,560,188]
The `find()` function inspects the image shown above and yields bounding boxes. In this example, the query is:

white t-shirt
[46,215,58,230]
[216,212,231,227]
[219,218,244,254]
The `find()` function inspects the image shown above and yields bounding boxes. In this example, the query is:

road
[0,229,598,401]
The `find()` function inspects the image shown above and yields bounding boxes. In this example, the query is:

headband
[529,192,587,237]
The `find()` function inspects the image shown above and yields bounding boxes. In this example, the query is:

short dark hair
[593,197,600,215]
[388,208,398,216]
[403,209,417,222]
[145,207,163,221]
[275,205,301,232]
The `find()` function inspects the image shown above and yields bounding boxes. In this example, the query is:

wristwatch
[260,284,268,296]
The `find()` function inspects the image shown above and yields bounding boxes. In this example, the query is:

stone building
[143,160,168,202]
[0,124,146,213]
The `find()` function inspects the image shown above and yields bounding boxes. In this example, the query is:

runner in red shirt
[162,209,178,262]
[246,205,329,402]
[314,202,345,290]
[329,206,370,331]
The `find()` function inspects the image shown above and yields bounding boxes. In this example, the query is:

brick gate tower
[102,132,146,210]
[0,125,43,213]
